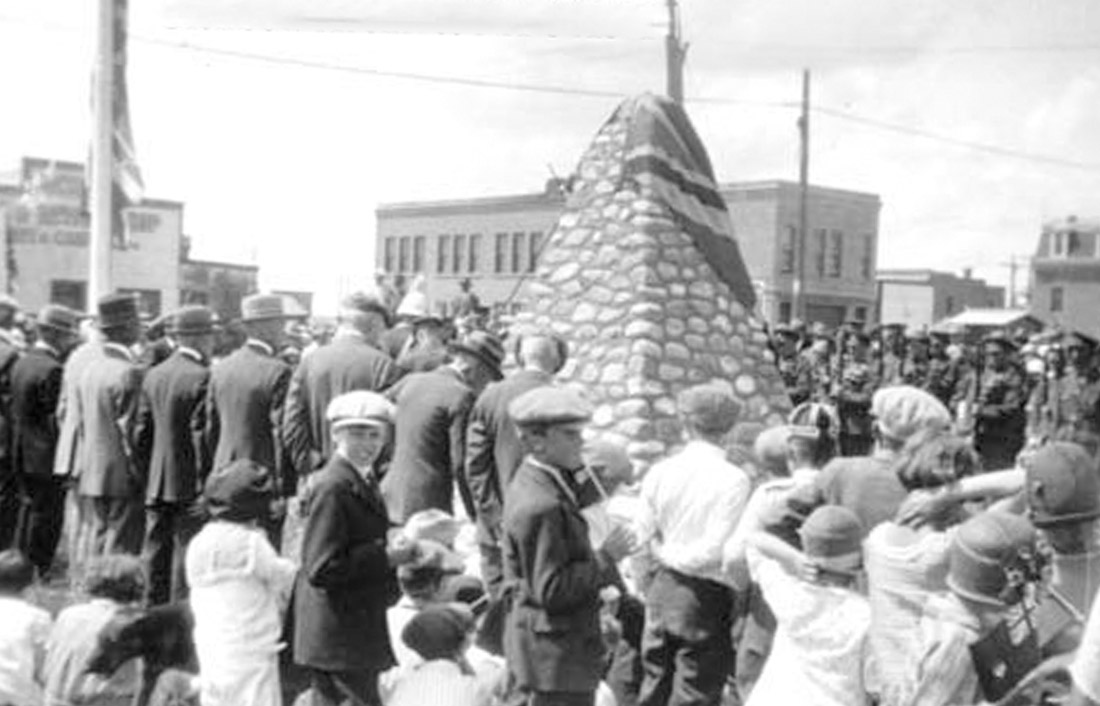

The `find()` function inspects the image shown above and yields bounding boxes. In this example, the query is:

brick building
[375,179,881,326]
[877,269,1005,330]
[1030,216,1100,338]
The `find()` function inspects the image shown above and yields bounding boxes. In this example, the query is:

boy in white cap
[744,505,872,706]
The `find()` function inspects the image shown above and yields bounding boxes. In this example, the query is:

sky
[2,0,1099,313]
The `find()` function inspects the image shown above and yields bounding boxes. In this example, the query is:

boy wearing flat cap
[502,387,635,706]
[294,391,421,706]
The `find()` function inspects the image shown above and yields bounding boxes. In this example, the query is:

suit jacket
[465,369,553,543]
[10,345,63,478]
[502,457,613,693]
[294,454,398,672]
[380,366,474,524]
[283,333,400,476]
[134,349,211,504]
[0,340,20,473]
[205,341,292,495]
[53,341,101,479]
[76,344,144,499]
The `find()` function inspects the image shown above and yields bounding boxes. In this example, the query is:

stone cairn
[510,94,791,473]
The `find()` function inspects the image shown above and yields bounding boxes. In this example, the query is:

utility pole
[999,255,1031,309]
[792,69,811,320]
[665,0,686,104]
[89,0,117,305]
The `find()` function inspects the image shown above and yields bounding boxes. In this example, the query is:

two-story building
[876,269,1005,330]
[375,179,881,326]
[1030,215,1100,338]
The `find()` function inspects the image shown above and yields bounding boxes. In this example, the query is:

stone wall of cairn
[510,102,791,473]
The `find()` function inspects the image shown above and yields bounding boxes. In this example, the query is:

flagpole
[89,0,115,307]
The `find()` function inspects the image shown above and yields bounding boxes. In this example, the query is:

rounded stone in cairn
[625,320,664,341]
[658,363,685,381]
[665,319,686,338]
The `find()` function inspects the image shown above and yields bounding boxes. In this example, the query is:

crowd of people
[0,284,1094,706]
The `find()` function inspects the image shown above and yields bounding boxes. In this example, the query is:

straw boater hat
[240,294,291,323]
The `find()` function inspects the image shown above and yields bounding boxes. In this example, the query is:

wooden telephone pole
[665,0,686,104]
[792,69,811,320]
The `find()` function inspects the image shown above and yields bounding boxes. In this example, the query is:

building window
[945,296,955,315]
[814,229,827,278]
[494,233,508,274]
[468,233,481,273]
[780,226,795,274]
[828,230,843,278]
[50,280,86,312]
[854,306,867,322]
[437,235,450,274]
[412,236,425,273]
[1068,230,1083,256]
[512,232,527,273]
[453,234,467,274]
[528,232,543,272]
[383,237,397,274]
[861,234,873,280]
[1051,286,1064,312]
[1052,232,1066,257]
[778,301,792,323]
[398,237,410,273]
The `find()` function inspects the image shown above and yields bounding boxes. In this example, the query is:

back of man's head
[518,334,563,374]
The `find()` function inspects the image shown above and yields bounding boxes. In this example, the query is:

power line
[812,105,1100,172]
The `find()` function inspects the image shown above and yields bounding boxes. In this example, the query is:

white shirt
[1072,586,1100,702]
[0,596,51,706]
[746,550,871,706]
[380,659,492,706]
[723,467,819,589]
[636,440,750,585]
[185,521,297,667]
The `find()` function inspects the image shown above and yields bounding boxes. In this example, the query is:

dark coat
[134,349,211,505]
[205,341,292,494]
[381,366,474,524]
[502,458,613,693]
[10,345,63,478]
[76,344,144,499]
[294,455,398,672]
[0,340,20,474]
[465,369,553,543]
[283,334,400,476]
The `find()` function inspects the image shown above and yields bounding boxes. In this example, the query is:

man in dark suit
[11,305,81,576]
[204,294,294,545]
[0,294,23,550]
[465,331,566,597]
[134,305,217,604]
[295,390,420,706]
[284,291,399,479]
[77,293,146,558]
[502,387,635,706]
[382,331,503,525]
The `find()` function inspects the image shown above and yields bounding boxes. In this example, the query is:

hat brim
[331,417,391,431]
[37,320,80,335]
[168,324,220,336]
[449,342,503,380]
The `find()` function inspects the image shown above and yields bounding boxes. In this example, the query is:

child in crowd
[186,459,298,706]
[0,550,51,706]
[745,505,872,706]
[907,511,1045,705]
[387,556,447,668]
[43,554,145,706]
[380,604,492,706]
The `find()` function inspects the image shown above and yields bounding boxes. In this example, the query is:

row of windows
[779,228,875,281]
[1050,230,1099,259]
[382,231,544,276]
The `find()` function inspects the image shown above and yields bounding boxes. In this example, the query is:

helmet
[946,512,1043,607]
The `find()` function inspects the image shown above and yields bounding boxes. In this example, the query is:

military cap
[97,293,141,330]
[799,505,864,572]
[241,293,291,322]
[168,305,218,336]
[36,304,81,335]
[326,390,395,430]
[449,331,504,380]
[947,511,1039,607]
[871,385,951,442]
[1025,442,1100,528]
[509,386,593,428]
[678,384,741,435]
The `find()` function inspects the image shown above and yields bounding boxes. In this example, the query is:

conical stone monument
[510,93,791,471]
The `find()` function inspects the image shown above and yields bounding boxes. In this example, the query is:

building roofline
[718,180,881,203]
[182,257,259,272]
[137,198,183,210]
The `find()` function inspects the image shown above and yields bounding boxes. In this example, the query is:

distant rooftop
[939,308,1035,327]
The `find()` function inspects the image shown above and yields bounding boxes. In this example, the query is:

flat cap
[1025,442,1100,527]
[871,385,951,442]
[326,390,395,430]
[509,386,593,427]
[678,384,740,435]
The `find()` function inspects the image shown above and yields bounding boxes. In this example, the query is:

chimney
[962,268,972,280]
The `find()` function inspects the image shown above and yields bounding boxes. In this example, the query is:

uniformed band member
[773,324,813,407]
[974,331,1028,470]
[502,386,635,706]
[834,331,876,457]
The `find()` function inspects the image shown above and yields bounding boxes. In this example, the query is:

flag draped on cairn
[510,93,790,471]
